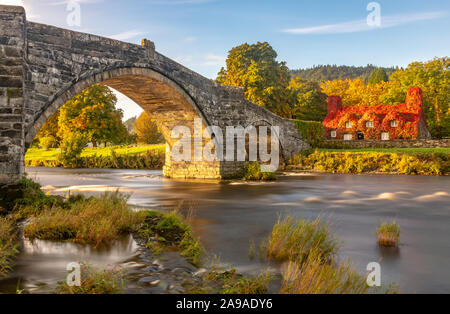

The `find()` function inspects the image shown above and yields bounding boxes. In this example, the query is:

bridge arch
[25,66,212,147]
[25,66,222,179]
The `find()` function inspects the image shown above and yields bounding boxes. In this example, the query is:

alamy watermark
[66,0,81,27]
[170,118,280,172]
[66,262,81,287]
[366,262,381,287]
[367,2,381,27]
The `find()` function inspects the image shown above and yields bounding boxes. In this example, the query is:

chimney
[327,95,343,114]
[406,87,423,111]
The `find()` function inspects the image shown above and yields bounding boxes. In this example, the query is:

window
[366,121,373,128]
[345,122,352,129]
[343,134,353,141]
[381,132,390,141]
[330,130,337,138]
[390,120,398,128]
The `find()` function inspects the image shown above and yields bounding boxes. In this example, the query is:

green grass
[24,192,142,246]
[376,221,401,247]
[25,144,165,161]
[318,147,450,155]
[55,263,125,294]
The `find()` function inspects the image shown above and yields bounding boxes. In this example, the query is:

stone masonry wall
[322,139,450,149]
[0,6,25,185]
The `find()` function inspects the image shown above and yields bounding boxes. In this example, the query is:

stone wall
[0,6,25,185]
[322,139,450,149]
[0,5,307,184]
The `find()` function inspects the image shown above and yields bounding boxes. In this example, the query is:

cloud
[184,36,197,43]
[202,53,225,66]
[46,0,103,5]
[0,0,40,19]
[147,0,214,4]
[0,0,24,5]
[283,11,448,35]
[109,30,146,41]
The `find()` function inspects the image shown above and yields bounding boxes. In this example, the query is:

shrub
[376,221,401,247]
[295,120,325,148]
[136,210,203,267]
[264,216,339,265]
[242,162,277,181]
[56,263,125,294]
[39,136,58,150]
[287,151,448,176]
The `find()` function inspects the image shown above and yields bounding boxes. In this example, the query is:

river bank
[2,167,449,293]
[25,146,449,176]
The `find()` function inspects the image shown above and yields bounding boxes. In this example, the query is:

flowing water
[1,167,449,293]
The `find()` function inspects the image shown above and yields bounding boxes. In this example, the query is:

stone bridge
[0,5,307,185]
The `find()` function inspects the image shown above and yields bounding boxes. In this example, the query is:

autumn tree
[381,57,449,138]
[133,112,164,144]
[287,77,328,121]
[35,112,60,149]
[320,79,391,107]
[57,84,130,147]
[368,68,389,85]
[216,42,292,117]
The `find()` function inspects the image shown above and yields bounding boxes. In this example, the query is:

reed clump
[376,221,401,247]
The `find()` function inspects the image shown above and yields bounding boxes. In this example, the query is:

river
[1,167,449,293]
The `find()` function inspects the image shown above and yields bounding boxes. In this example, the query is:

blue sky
[2,0,449,119]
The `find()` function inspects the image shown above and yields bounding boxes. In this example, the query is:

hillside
[290,65,397,82]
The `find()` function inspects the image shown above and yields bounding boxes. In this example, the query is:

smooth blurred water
[2,167,449,293]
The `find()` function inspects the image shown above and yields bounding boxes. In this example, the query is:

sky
[2,0,449,120]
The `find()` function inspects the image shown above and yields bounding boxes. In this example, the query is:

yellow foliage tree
[320,79,391,107]
[132,112,164,144]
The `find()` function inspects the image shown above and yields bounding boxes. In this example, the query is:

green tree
[288,77,328,121]
[382,57,449,138]
[368,68,389,85]
[216,42,291,117]
[133,112,164,144]
[57,85,130,146]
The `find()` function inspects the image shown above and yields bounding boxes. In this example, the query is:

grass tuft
[136,210,203,267]
[376,221,401,247]
[55,263,125,294]
[280,254,369,294]
[0,216,19,277]
[24,191,141,246]
[264,215,339,264]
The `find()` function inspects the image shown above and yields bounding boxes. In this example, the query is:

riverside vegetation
[287,149,449,176]
[0,178,398,294]
[261,215,398,294]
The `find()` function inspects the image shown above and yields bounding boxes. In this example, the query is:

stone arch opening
[25,67,221,179]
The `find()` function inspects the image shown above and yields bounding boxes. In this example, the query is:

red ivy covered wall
[323,87,428,140]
